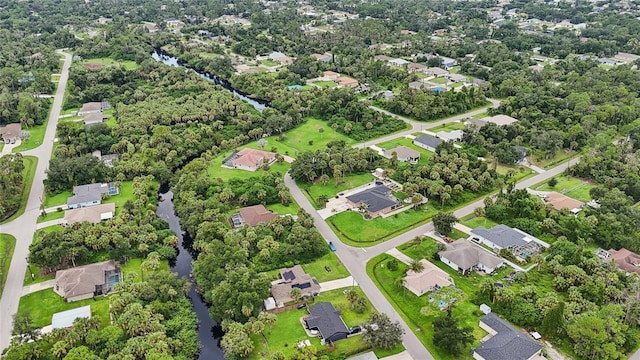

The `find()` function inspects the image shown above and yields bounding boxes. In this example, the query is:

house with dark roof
[54,260,122,302]
[382,146,420,163]
[67,183,119,209]
[346,184,401,218]
[305,302,350,344]
[230,204,278,228]
[439,240,504,275]
[470,225,549,255]
[413,134,442,152]
[473,313,542,360]
[270,265,320,306]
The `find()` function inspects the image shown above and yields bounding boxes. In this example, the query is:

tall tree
[362,313,404,350]
[433,313,474,356]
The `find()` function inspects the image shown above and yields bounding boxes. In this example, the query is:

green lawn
[377,137,434,164]
[249,287,403,359]
[271,118,355,156]
[328,205,438,246]
[314,80,337,88]
[427,122,465,132]
[460,215,498,230]
[303,173,375,208]
[301,252,351,283]
[103,181,135,215]
[43,190,72,208]
[530,149,577,170]
[12,121,48,153]
[0,234,16,296]
[17,289,110,328]
[83,57,138,70]
[37,209,65,223]
[119,257,170,283]
[430,77,447,84]
[1,156,38,224]
[535,175,593,202]
[495,163,535,182]
[449,228,469,240]
[51,74,61,82]
[472,112,488,119]
[259,59,279,66]
[266,202,300,215]
[208,152,291,182]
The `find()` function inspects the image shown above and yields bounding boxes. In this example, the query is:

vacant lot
[427,122,465,132]
[83,57,138,70]
[535,175,593,202]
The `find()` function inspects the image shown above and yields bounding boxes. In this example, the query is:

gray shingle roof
[346,185,399,213]
[438,240,503,271]
[471,225,530,248]
[414,134,442,149]
[305,302,349,341]
[475,313,542,360]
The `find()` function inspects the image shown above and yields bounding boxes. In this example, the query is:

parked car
[329,241,337,252]
[435,231,444,238]
[349,326,362,334]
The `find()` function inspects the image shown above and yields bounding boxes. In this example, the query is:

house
[337,76,359,88]
[389,58,410,67]
[409,81,428,90]
[304,302,350,344]
[96,16,112,24]
[528,64,544,72]
[0,123,21,144]
[407,63,428,73]
[52,306,92,329]
[374,55,393,62]
[403,259,453,296]
[78,101,110,116]
[347,352,378,360]
[597,58,622,66]
[321,71,340,81]
[473,313,542,360]
[614,52,640,64]
[223,148,276,171]
[230,204,278,228]
[83,112,108,126]
[311,53,332,62]
[235,64,260,74]
[483,114,518,126]
[270,265,320,306]
[67,183,119,209]
[438,240,504,275]
[470,225,549,254]
[54,260,122,302]
[608,248,640,274]
[165,18,186,31]
[441,57,457,69]
[466,118,488,129]
[372,90,395,100]
[413,134,442,152]
[382,146,420,163]
[435,130,464,142]
[64,203,115,225]
[425,67,449,77]
[445,73,467,83]
[542,192,583,212]
[346,184,401,218]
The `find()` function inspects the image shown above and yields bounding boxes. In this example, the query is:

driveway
[319,276,357,292]
[0,50,72,352]
[385,249,413,265]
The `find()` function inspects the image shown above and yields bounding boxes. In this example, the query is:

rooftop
[346,184,399,214]
[382,146,420,160]
[305,302,349,340]
[475,313,542,360]
[237,204,278,227]
[0,123,21,139]
[55,260,118,298]
[543,192,584,211]
[271,265,320,304]
[484,114,518,126]
[229,148,276,168]
[439,240,504,271]
[64,203,115,225]
[414,134,443,149]
[471,225,535,249]
[403,259,452,295]
[608,248,640,274]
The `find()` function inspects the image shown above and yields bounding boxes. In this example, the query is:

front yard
[301,251,351,283]
[460,215,498,230]
[17,289,110,328]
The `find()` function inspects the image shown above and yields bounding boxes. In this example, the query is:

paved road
[0,50,72,351]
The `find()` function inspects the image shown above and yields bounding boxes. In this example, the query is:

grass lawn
[427,122,465,132]
[328,205,438,246]
[430,77,447,84]
[535,175,593,202]
[271,118,355,156]
[529,149,577,170]
[472,112,488,119]
[51,74,61,82]
[103,181,135,215]
[449,228,469,240]
[12,122,48,153]
[17,289,110,328]
[43,190,72,208]
[301,251,351,282]
[37,210,65,223]
[266,202,300,215]
[259,59,279,66]
[460,215,498,230]
[495,163,535,182]
[314,80,337,88]
[119,257,170,283]
[249,287,403,359]
[1,156,38,224]
[83,57,138,70]
[303,173,375,208]
[0,234,16,296]
[208,153,291,182]
[377,137,434,164]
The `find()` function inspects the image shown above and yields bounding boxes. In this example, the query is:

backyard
[313,80,337,88]
[1,156,38,224]
[17,289,110,328]
[460,215,498,230]
[42,180,136,212]
[377,137,434,164]
[249,287,403,360]
[534,175,594,202]
[0,234,16,295]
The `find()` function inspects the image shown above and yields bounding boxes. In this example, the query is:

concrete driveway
[319,276,357,292]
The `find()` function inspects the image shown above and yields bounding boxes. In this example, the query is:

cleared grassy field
[535,175,593,202]
[301,251,351,282]
[83,57,138,70]
[17,289,110,328]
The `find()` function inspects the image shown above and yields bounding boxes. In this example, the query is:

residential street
[0,50,72,351]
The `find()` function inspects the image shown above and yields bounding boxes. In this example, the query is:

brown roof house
[608,248,640,274]
[83,112,108,126]
[270,265,321,306]
[54,260,122,302]
[223,148,276,171]
[231,204,278,228]
[438,240,504,275]
[64,203,115,225]
[382,146,420,163]
[0,123,21,144]
[77,101,110,116]
[403,259,453,296]
[337,76,359,88]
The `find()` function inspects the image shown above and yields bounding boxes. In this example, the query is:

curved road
[0,50,72,351]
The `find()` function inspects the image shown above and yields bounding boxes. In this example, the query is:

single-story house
[597,58,622,66]
[0,123,21,144]
[439,240,504,275]
[425,67,449,77]
[64,203,115,225]
[403,259,453,296]
[230,204,278,228]
[321,71,339,81]
[347,351,378,360]
[346,184,401,218]
[54,260,122,302]
[441,57,457,69]
[445,73,467,83]
[83,112,108,126]
[78,101,110,116]
[465,118,488,129]
[542,192,583,212]
[389,58,410,67]
[337,76,359,88]
[67,182,119,209]
[234,64,260,74]
[165,18,186,31]
[372,90,395,100]
[484,114,518,126]
[52,306,92,329]
[470,225,549,254]
[608,248,640,274]
[382,146,420,163]
[223,148,276,171]
[528,64,544,72]
[374,55,393,62]
[473,312,542,360]
[270,265,320,306]
[614,52,640,64]
[413,134,442,152]
[311,53,332,62]
[409,81,428,90]
[305,302,350,344]
[435,130,464,142]
[407,63,428,73]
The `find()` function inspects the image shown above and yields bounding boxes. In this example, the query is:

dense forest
[0,154,25,221]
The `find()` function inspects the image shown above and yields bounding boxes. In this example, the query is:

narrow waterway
[156,189,225,360]
[151,50,268,111]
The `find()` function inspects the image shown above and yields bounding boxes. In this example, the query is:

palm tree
[289,288,302,302]
[408,259,424,273]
